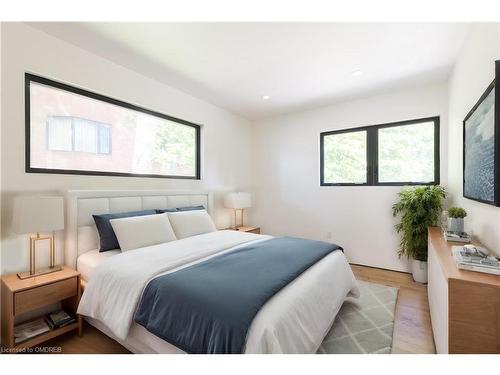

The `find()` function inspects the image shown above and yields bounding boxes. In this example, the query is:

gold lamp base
[232,208,246,230]
[17,265,63,280]
[17,232,61,280]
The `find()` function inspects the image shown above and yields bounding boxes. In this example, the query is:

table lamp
[224,192,251,229]
[12,196,65,279]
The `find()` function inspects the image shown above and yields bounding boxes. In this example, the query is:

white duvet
[78,230,359,354]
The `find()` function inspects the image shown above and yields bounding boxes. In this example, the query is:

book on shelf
[443,229,471,243]
[452,246,500,276]
[14,318,50,345]
[45,309,76,329]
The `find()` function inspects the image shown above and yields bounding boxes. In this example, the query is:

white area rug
[318,280,398,354]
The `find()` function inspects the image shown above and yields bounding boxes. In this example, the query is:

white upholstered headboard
[64,190,214,268]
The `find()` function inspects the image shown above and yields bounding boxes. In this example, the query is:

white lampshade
[224,192,251,209]
[12,196,64,234]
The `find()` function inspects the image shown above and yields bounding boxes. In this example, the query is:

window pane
[74,118,98,153]
[98,124,112,154]
[29,79,198,178]
[323,130,367,184]
[47,116,72,151]
[378,121,435,183]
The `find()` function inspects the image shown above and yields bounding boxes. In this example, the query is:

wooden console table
[427,227,500,353]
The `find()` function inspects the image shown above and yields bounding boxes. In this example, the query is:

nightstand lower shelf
[13,321,80,352]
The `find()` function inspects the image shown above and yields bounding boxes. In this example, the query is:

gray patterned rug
[317,280,398,354]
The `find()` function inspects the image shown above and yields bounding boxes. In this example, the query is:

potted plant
[447,207,467,233]
[392,185,446,283]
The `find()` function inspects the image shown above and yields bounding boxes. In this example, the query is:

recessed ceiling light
[351,70,363,77]
[262,95,270,100]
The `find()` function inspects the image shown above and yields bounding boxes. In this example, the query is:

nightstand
[1,266,82,352]
[236,226,261,234]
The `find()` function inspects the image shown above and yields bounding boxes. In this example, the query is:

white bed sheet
[77,249,120,282]
[78,230,359,354]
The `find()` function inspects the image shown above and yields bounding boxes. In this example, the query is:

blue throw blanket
[134,237,342,354]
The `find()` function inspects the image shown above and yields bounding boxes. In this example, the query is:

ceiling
[29,23,469,120]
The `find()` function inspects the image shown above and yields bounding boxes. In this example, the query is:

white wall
[5,22,499,276]
[0,23,253,274]
[447,23,500,256]
[251,83,448,272]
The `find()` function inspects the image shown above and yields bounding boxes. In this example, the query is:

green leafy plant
[392,186,446,262]
[448,207,467,219]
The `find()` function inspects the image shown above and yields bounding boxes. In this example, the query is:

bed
[66,190,359,354]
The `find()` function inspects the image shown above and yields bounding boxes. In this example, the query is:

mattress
[77,249,120,282]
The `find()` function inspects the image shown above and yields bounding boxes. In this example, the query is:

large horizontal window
[26,73,201,179]
[320,117,439,186]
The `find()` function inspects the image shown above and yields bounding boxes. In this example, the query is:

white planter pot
[447,217,464,232]
[411,259,428,283]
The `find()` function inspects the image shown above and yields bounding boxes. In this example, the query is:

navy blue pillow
[155,205,205,214]
[93,210,157,252]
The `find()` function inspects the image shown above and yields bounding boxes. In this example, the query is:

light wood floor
[34,264,435,354]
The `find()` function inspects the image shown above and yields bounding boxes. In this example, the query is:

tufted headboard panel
[65,190,213,268]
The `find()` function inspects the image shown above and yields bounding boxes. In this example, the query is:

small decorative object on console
[447,207,467,233]
[443,229,471,243]
[452,245,500,276]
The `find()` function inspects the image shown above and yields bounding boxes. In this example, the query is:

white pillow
[167,210,217,239]
[110,213,177,252]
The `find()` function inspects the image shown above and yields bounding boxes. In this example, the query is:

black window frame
[320,116,440,186]
[25,73,201,180]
